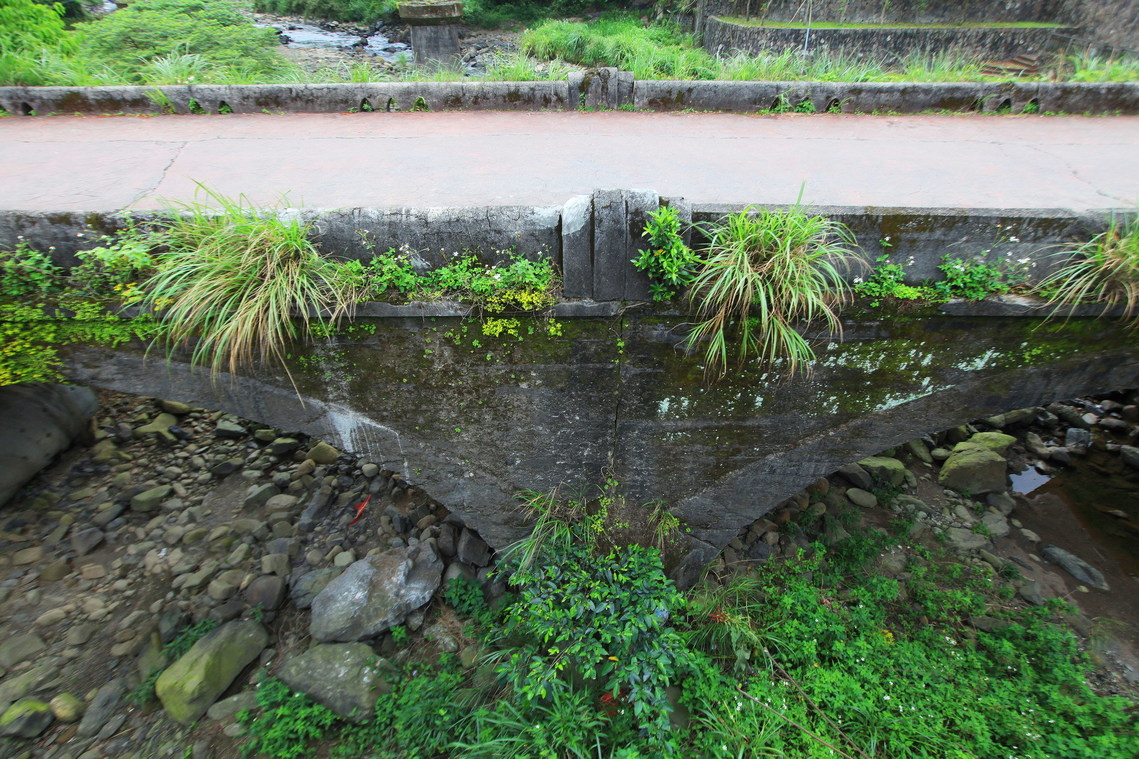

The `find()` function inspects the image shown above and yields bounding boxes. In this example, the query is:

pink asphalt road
[2,111,1137,212]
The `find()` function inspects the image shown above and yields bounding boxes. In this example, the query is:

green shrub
[76,0,290,82]
[239,678,340,759]
[140,186,361,379]
[1040,212,1139,328]
[684,206,863,376]
[0,0,81,85]
[632,205,702,301]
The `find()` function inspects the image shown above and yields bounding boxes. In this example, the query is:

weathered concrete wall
[702,0,1072,24]
[3,73,1136,117]
[0,197,1119,292]
[704,17,1075,63]
[61,310,1139,584]
[1063,0,1139,53]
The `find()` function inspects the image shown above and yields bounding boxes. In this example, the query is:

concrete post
[398,1,464,70]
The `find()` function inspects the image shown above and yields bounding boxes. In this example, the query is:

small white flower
[1009,236,1020,243]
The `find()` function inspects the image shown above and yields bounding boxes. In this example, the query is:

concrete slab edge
[1,78,1135,116]
[0,200,1128,301]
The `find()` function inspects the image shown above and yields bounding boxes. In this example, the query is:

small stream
[1011,438,1139,576]
[255,20,412,63]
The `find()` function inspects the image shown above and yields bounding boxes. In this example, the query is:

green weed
[631,205,702,301]
[1039,211,1139,328]
[684,205,865,376]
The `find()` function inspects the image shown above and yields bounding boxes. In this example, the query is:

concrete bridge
[62,302,1139,582]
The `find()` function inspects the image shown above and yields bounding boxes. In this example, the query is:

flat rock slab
[1043,545,1110,591]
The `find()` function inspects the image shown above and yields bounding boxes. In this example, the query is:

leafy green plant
[164,617,220,659]
[855,253,935,307]
[389,624,409,645]
[239,678,340,759]
[444,575,489,620]
[0,0,80,85]
[140,185,361,379]
[0,241,65,298]
[933,253,1015,300]
[1039,212,1139,329]
[497,490,694,749]
[632,205,702,301]
[684,205,864,376]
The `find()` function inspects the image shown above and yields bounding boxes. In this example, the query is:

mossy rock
[155,620,268,725]
[954,431,1016,455]
[0,699,53,738]
[938,447,1008,495]
[857,456,906,487]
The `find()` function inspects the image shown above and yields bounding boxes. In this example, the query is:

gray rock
[1120,446,1139,471]
[944,528,989,552]
[1064,427,1091,453]
[837,463,873,490]
[443,561,477,586]
[1043,545,1109,591]
[70,527,105,556]
[131,485,172,513]
[985,491,1016,515]
[310,544,443,642]
[277,643,390,721]
[1024,432,1051,459]
[980,512,1010,538]
[0,384,98,508]
[903,439,933,464]
[456,529,492,567]
[290,568,341,610]
[845,488,878,508]
[155,620,269,724]
[1018,579,1046,606]
[938,447,1007,494]
[0,634,46,670]
[77,679,125,738]
[244,484,280,511]
[214,420,248,438]
[244,575,286,612]
[1047,402,1091,429]
[206,691,257,722]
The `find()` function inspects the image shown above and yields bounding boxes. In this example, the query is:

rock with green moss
[857,456,906,487]
[955,431,1016,455]
[0,699,53,738]
[155,620,268,725]
[938,447,1008,494]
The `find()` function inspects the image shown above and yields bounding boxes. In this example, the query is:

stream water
[254,20,412,63]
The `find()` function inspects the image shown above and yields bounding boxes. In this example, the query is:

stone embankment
[0,386,1137,755]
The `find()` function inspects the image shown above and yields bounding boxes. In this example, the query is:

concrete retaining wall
[0,192,1121,301]
[702,0,1072,24]
[703,17,1076,64]
[2,71,1136,117]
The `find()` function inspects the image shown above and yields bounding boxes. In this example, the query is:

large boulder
[277,643,391,721]
[0,699,53,738]
[310,544,442,643]
[857,456,906,486]
[0,383,98,508]
[956,431,1016,456]
[155,620,268,725]
[938,447,1007,495]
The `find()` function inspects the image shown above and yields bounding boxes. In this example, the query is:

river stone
[938,447,1007,494]
[957,432,1016,455]
[1042,545,1109,591]
[310,544,443,642]
[135,413,178,436]
[155,620,268,724]
[71,527,105,556]
[214,419,248,438]
[49,693,84,722]
[837,463,873,490]
[1120,446,1139,471]
[944,528,989,552]
[131,485,172,513]
[0,384,99,509]
[857,456,906,487]
[0,633,46,669]
[980,511,1010,538]
[277,643,391,721]
[456,529,492,567]
[290,568,341,609]
[244,575,286,612]
[845,488,877,508]
[1064,428,1091,453]
[76,678,124,738]
[12,546,43,565]
[1024,432,1051,459]
[306,441,340,466]
[0,699,53,738]
[903,439,933,464]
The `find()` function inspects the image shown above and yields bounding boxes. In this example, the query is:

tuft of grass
[1039,212,1139,328]
[684,205,864,377]
[141,185,360,380]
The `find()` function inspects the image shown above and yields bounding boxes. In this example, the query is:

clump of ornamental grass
[141,185,360,379]
[1039,212,1139,329]
[684,205,864,377]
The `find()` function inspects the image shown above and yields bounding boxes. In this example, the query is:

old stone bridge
[62,302,1139,581]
